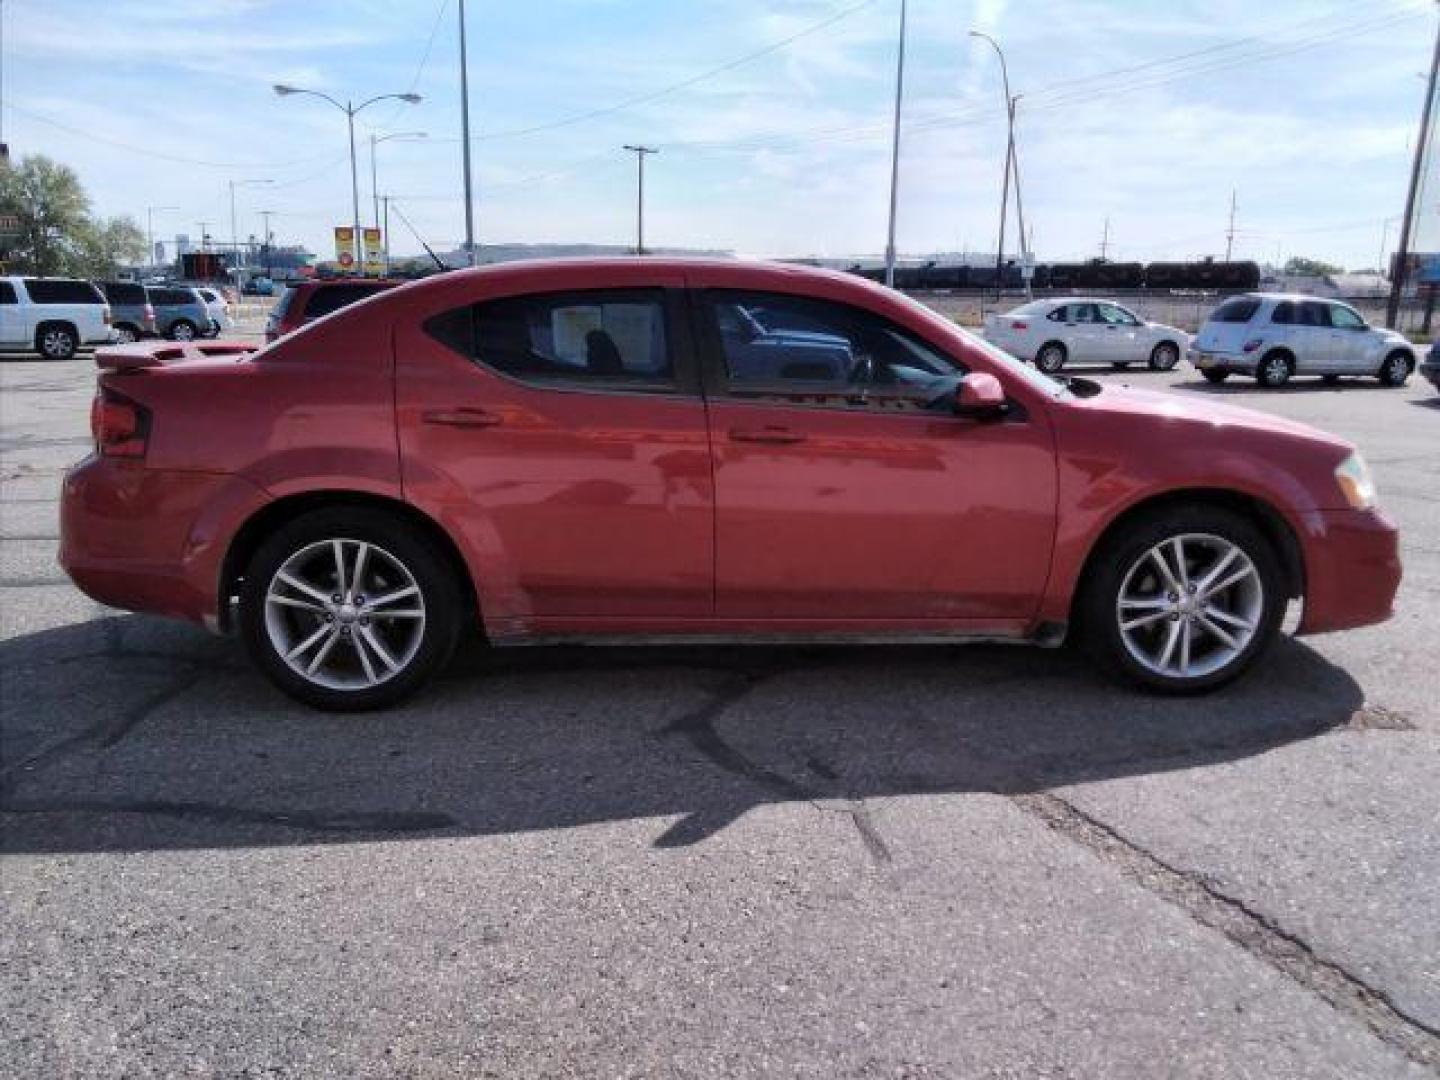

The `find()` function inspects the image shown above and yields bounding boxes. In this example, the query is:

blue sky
[1,0,1434,268]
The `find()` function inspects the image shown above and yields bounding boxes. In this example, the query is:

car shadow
[0,614,1363,856]
[1409,395,1440,410]
[1172,377,1401,395]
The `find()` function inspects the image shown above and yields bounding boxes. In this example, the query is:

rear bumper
[1187,347,1255,374]
[59,457,270,629]
[1296,507,1401,635]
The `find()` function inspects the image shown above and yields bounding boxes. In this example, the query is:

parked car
[145,285,212,341]
[61,259,1400,710]
[1189,294,1418,388]
[265,278,402,342]
[97,281,155,343]
[196,286,230,335]
[0,276,114,359]
[1420,343,1439,394]
[982,298,1188,374]
[243,276,276,296]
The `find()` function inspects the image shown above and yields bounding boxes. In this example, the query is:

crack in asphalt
[1012,791,1440,1072]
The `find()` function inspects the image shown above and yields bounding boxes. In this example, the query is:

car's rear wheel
[1081,506,1285,693]
[1200,368,1230,384]
[1256,351,1293,388]
[115,324,140,344]
[1377,351,1412,387]
[239,508,462,711]
[168,320,197,342]
[1036,341,1067,374]
[36,323,78,360]
[1149,341,1180,371]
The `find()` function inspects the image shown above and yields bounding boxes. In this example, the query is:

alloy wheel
[263,538,427,691]
[171,322,196,341]
[1115,533,1263,680]
[41,329,75,358]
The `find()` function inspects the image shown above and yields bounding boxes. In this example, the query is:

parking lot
[2,344,1438,1076]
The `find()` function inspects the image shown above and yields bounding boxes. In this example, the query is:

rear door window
[0,283,16,304]
[1270,302,1294,325]
[23,279,104,304]
[1298,302,1330,327]
[102,282,146,305]
[1211,297,1261,323]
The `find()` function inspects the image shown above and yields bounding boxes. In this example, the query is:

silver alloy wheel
[41,328,74,357]
[1151,342,1179,370]
[1037,344,1065,373]
[263,538,427,692]
[1116,532,1263,680]
[171,322,196,341]
[116,326,138,343]
[1384,355,1409,382]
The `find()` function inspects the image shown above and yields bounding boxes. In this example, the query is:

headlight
[1335,451,1376,510]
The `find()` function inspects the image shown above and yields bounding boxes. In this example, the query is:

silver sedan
[982,298,1189,374]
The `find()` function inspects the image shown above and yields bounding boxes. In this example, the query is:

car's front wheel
[1035,341,1067,374]
[1377,351,1412,387]
[1149,341,1180,371]
[239,508,462,710]
[1081,506,1285,693]
[168,320,197,342]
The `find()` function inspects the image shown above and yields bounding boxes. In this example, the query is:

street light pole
[459,0,477,266]
[971,30,1024,298]
[622,145,658,254]
[258,210,276,278]
[1387,13,1440,328]
[884,0,908,288]
[273,84,421,275]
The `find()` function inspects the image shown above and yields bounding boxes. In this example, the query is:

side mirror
[952,372,1008,419]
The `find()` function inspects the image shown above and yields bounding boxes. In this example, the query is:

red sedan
[60,259,1400,710]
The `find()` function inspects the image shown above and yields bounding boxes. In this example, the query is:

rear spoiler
[96,339,258,372]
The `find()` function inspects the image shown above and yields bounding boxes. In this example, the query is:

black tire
[239,508,463,711]
[1256,351,1293,388]
[1322,374,1341,385]
[114,324,141,344]
[167,319,198,342]
[1201,368,1230,384]
[1035,341,1067,374]
[35,322,78,360]
[1148,341,1181,371]
[1111,361,1132,370]
[1377,351,1412,387]
[1079,505,1286,694]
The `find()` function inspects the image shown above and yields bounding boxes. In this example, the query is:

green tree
[0,154,92,275]
[1283,255,1343,277]
[72,215,146,278]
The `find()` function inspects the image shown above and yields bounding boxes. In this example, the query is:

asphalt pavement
[2,342,1437,1078]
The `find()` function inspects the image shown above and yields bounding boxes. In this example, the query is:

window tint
[1045,305,1068,322]
[1211,297,1261,324]
[1298,301,1330,327]
[707,290,963,405]
[303,284,388,319]
[1329,303,1365,330]
[23,278,104,304]
[148,287,194,306]
[1070,303,1099,324]
[0,283,16,305]
[427,288,675,387]
[1270,301,1294,325]
[101,282,146,305]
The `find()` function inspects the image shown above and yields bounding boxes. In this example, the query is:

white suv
[1189,293,1417,388]
[0,276,116,359]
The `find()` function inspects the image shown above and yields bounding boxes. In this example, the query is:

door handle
[728,426,806,445]
[422,407,502,428]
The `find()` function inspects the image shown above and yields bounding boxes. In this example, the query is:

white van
[0,276,116,359]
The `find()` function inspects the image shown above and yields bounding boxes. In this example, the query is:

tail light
[1242,338,1263,353]
[144,303,156,330]
[90,387,151,459]
[102,306,112,325]
[1011,320,1029,330]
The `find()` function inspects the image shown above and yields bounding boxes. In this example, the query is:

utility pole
[1387,13,1440,328]
[972,30,1019,299]
[381,195,391,275]
[197,222,210,252]
[458,0,477,266]
[1100,216,1110,260]
[884,0,908,288]
[258,210,276,277]
[622,145,658,255]
[1224,189,1237,262]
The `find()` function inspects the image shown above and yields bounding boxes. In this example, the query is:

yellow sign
[362,228,384,276]
[333,226,357,273]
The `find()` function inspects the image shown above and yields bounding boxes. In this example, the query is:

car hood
[1069,382,1351,452]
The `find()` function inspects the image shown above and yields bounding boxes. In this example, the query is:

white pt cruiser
[1189,293,1417,388]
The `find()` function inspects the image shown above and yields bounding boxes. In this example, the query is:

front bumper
[1295,507,1401,635]
[59,456,270,629]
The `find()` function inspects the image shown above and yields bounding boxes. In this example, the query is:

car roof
[1228,292,1354,304]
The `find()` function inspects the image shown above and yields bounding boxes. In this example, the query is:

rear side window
[1271,302,1294,325]
[1298,301,1330,327]
[1211,297,1261,324]
[0,283,16,304]
[303,284,389,319]
[101,282,146,305]
[23,279,104,304]
[149,287,194,306]
[426,288,675,388]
